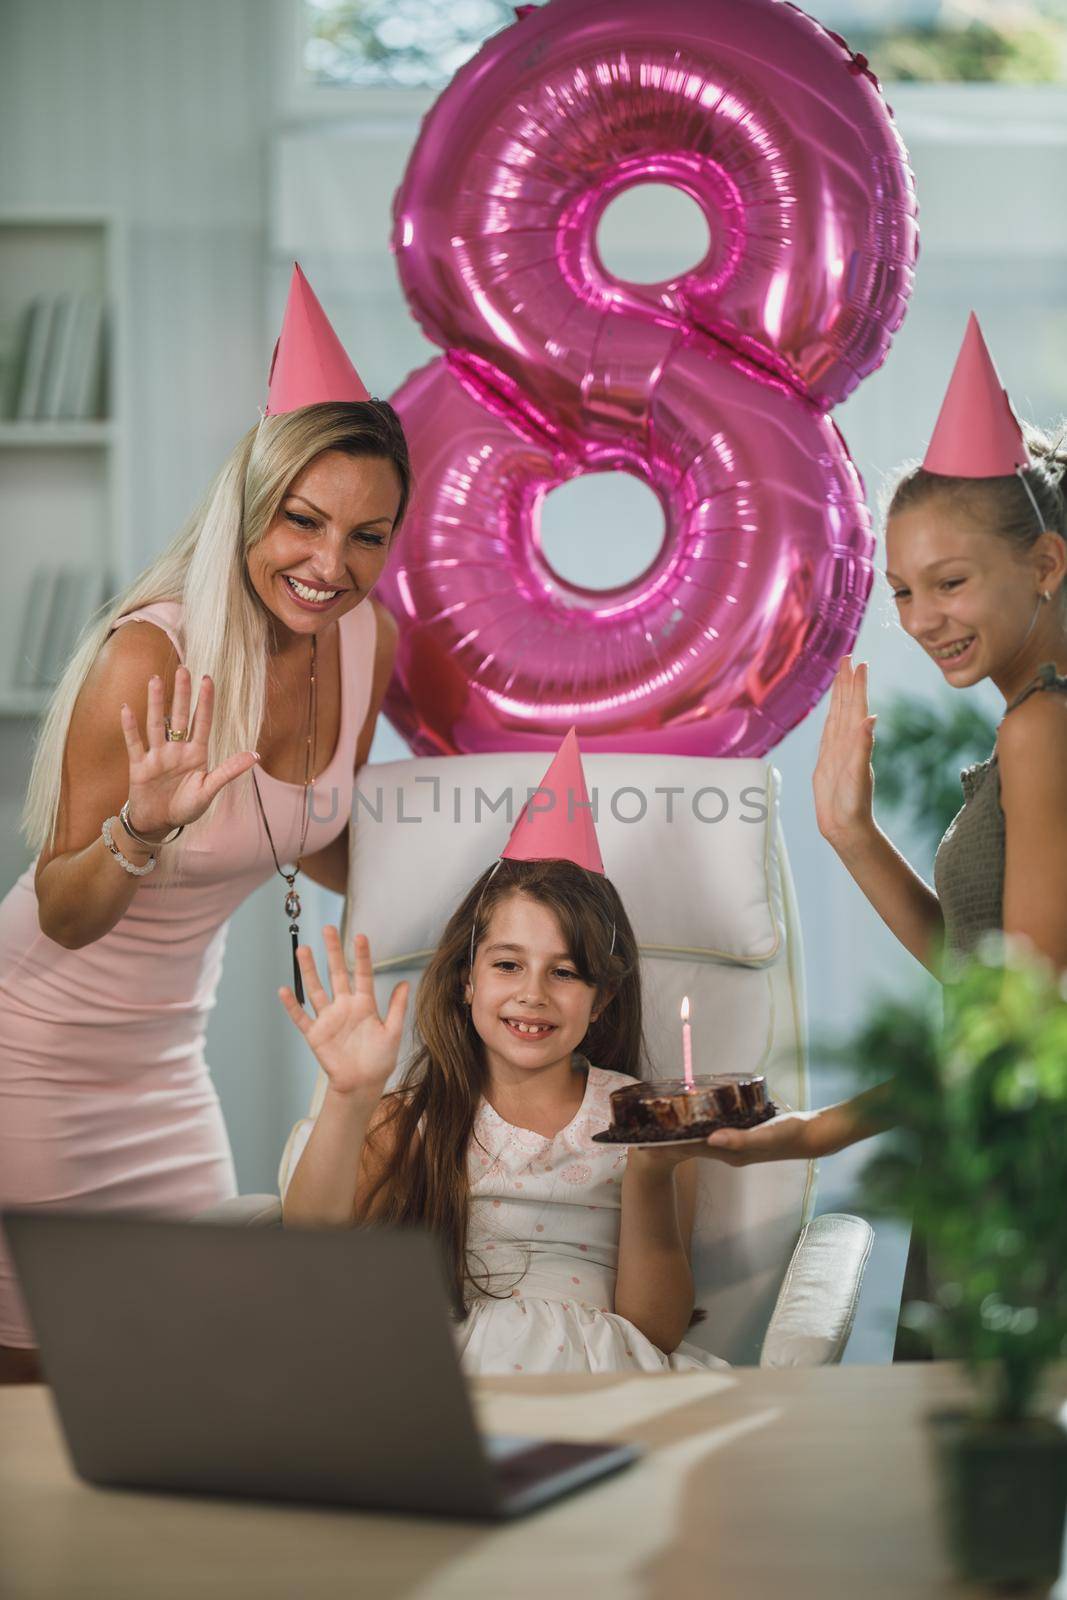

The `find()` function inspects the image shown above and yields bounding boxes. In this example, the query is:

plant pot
[929,1409,1067,1589]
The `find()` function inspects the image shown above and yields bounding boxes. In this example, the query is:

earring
[1042,590,1052,603]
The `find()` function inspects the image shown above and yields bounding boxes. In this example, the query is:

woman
[0,266,411,1381]
[709,317,1067,1177]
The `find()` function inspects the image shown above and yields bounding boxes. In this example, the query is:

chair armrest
[194,1194,283,1228]
[278,1117,316,1201]
[759,1212,873,1368]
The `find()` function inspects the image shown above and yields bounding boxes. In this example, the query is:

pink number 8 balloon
[380,0,918,755]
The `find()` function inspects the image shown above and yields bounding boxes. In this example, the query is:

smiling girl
[702,317,1067,1181]
[816,316,1067,980]
[281,735,730,1375]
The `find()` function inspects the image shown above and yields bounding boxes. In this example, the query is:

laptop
[3,1210,638,1519]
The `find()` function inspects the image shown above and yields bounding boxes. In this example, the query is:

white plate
[591,1131,711,1148]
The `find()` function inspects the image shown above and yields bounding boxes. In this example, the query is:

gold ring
[164,721,190,742]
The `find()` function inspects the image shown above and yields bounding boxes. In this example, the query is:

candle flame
[680,995,689,1022]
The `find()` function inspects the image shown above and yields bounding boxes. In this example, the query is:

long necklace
[251,632,317,1004]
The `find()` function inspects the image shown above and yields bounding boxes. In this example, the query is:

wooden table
[1,1364,1063,1599]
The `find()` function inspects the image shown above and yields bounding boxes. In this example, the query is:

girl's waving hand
[812,656,877,847]
[278,927,408,1103]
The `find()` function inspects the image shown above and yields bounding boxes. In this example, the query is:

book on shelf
[10,293,106,423]
[39,293,78,420]
[0,310,22,419]
[12,566,59,689]
[69,296,105,419]
[14,565,111,690]
[14,297,56,421]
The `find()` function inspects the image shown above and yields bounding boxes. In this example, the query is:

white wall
[1,4,1065,1357]
[0,0,287,1185]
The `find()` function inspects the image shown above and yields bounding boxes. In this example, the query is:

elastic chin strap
[1013,462,1052,644]
[1017,465,1046,533]
[1014,467,1057,634]
[468,859,503,996]
[1019,588,1046,653]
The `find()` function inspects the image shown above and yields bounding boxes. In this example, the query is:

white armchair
[204,753,873,1367]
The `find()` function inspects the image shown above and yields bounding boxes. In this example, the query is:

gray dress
[895,661,1067,1360]
[933,661,1067,958]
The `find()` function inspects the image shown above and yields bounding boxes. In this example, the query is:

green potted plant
[839,939,1067,1588]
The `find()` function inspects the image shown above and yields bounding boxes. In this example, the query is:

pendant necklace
[251,632,317,1004]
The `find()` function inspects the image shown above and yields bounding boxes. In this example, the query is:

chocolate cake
[592,1073,777,1144]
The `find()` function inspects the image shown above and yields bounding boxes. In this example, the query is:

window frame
[275,0,1067,137]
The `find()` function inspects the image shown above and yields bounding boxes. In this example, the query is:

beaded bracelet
[102,815,157,876]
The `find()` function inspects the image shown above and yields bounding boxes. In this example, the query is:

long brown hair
[360,858,648,1315]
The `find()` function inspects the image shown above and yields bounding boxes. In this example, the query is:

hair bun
[1023,421,1067,487]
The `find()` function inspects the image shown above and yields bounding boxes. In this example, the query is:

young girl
[278,774,730,1375]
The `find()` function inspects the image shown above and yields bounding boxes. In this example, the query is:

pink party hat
[264,262,371,417]
[922,312,1031,478]
[502,728,605,875]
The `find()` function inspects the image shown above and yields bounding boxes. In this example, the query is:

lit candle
[681,995,693,1089]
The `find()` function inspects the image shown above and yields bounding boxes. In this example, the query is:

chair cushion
[348,753,785,968]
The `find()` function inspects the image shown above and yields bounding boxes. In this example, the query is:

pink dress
[0,598,377,1347]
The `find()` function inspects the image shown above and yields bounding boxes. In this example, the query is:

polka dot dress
[453,1060,729,1376]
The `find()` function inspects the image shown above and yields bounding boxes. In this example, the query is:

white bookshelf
[0,420,116,448]
[0,212,129,718]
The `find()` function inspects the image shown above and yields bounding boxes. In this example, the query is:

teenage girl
[705,340,1067,1173]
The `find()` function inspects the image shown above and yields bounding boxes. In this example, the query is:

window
[838,0,1067,83]
[302,0,519,90]
[299,0,1067,90]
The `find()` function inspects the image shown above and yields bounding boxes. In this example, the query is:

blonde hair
[21,401,411,887]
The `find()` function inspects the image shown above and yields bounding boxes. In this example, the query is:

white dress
[454,1060,729,1376]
